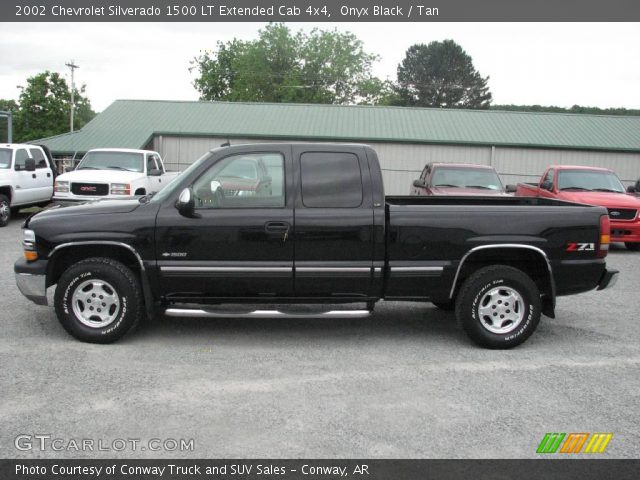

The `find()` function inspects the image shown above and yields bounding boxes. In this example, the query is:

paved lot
[1,212,639,459]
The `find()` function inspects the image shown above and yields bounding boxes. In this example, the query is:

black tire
[432,300,455,311]
[0,194,10,227]
[54,257,143,343]
[625,242,640,251]
[455,265,541,349]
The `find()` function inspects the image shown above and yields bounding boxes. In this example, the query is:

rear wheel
[455,265,541,349]
[0,194,10,227]
[54,257,143,343]
[625,242,640,251]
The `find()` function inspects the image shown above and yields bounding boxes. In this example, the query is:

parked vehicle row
[0,146,178,226]
[411,163,640,251]
[15,143,617,348]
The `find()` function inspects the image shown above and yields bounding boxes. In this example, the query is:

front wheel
[54,257,143,343]
[0,194,10,227]
[625,242,640,251]
[455,265,541,349]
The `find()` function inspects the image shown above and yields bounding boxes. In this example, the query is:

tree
[13,71,95,142]
[491,104,640,116]
[396,40,492,109]
[192,23,386,104]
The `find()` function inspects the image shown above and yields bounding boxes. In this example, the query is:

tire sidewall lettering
[62,272,93,315]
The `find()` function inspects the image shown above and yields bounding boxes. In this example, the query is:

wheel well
[134,188,146,195]
[47,245,141,288]
[0,186,12,202]
[453,248,553,300]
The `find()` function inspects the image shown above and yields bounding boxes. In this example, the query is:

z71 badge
[566,242,595,252]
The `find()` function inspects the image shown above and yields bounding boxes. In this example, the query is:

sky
[1,22,639,112]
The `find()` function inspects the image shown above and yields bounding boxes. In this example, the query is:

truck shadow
[134,303,465,346]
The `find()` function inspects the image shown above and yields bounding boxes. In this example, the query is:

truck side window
[542,169,554,186]
[300,152,363,208]
[14,149,29,170]
[147,154,159,172]
[192,152,285,208]
[29,148,48,169]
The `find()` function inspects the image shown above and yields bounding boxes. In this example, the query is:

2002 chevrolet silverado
[15,144,618,348]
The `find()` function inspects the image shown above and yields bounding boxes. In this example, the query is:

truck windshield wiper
[560,187,591,191]
[77,166,100,170]
[138,192,156,203]
[106,166,135,171]
[465,185,493,189]
[591,188,621,193]
[434,184,459,188]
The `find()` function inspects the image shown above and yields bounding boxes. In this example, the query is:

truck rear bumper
[14,258,48,306]
[597,269,619,291]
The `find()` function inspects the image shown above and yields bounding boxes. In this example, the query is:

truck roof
[87,148,157,154]
[208,142,372,153]
[549,165,613,172]
[430,163,497,170]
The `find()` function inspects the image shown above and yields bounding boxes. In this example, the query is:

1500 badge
[566,242,595,251]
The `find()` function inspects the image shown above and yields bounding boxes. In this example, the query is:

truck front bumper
[596,269,619,291]
[14,258,48,306]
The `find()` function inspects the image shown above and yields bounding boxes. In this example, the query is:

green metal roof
[36,99,640,154]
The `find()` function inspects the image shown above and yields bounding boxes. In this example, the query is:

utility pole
[0,111,12,143]
[65,60,79,132]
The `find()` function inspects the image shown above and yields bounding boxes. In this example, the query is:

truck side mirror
[627,185,636,193]
[24,158,36,172]
[175,188,199,218]
[413,179,425,188]
[541,180,553,191]
[148,168,162,176]
[505,184,517,193]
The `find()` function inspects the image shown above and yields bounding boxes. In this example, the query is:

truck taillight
[597,214,610,258]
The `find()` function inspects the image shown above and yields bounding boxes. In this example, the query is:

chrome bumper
[14,258,48,306]
[597,269,619,291]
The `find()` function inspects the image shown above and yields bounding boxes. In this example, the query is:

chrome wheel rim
[71,279,120,328]
[0,201,9,222]
[478,286,525,334]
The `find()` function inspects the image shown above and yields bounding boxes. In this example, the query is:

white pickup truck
[0,143,56,227]
[53,148,179,203]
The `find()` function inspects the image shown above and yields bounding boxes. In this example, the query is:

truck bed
[386,195,582,207]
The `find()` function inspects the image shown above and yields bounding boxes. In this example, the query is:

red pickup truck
[515,165,640,251]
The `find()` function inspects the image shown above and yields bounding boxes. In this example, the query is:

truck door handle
[32,174,36,179]
[47,172,51,178]
[265,221,290,233]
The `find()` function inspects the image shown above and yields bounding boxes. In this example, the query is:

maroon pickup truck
[514,165,640,251]
[411,163,507,196]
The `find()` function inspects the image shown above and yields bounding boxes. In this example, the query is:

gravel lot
[1,212,639,459]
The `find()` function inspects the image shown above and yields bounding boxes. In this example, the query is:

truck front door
[293,145,375,299]
[155,146,294,300]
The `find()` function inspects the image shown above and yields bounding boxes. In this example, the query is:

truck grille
[71,183,109,196]
[607,208,637,221]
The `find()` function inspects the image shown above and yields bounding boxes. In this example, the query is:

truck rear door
[292,145,376,298]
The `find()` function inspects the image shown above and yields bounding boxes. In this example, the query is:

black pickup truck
[15,143,618,348]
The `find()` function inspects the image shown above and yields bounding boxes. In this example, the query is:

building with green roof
[36,99,640,194]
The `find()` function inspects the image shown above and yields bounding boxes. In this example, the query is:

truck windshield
[77,151,144,172]
[432,167,503,190]
[557,170,625,193]
[0,148,10,169]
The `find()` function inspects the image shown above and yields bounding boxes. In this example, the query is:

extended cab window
[300,152,363,208]
[29,148,48,169]
[14,149,28,170]
[192,152,285,208]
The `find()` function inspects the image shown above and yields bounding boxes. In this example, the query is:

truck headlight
[23,229,38,261]
[110,183,131,195]
[54,180,69,193]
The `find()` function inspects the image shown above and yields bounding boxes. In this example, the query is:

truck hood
[556,191,640,208]
[57,169,145,184]
[430,186,507,196]
[28,199,141,225]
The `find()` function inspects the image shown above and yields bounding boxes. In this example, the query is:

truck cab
[53,148,179,203]
[0,143,55,226]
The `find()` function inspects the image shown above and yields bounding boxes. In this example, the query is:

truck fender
[449,244,556,318]
[47,241,155,320]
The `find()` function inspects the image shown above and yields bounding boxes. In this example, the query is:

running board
[164,308,372,319]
